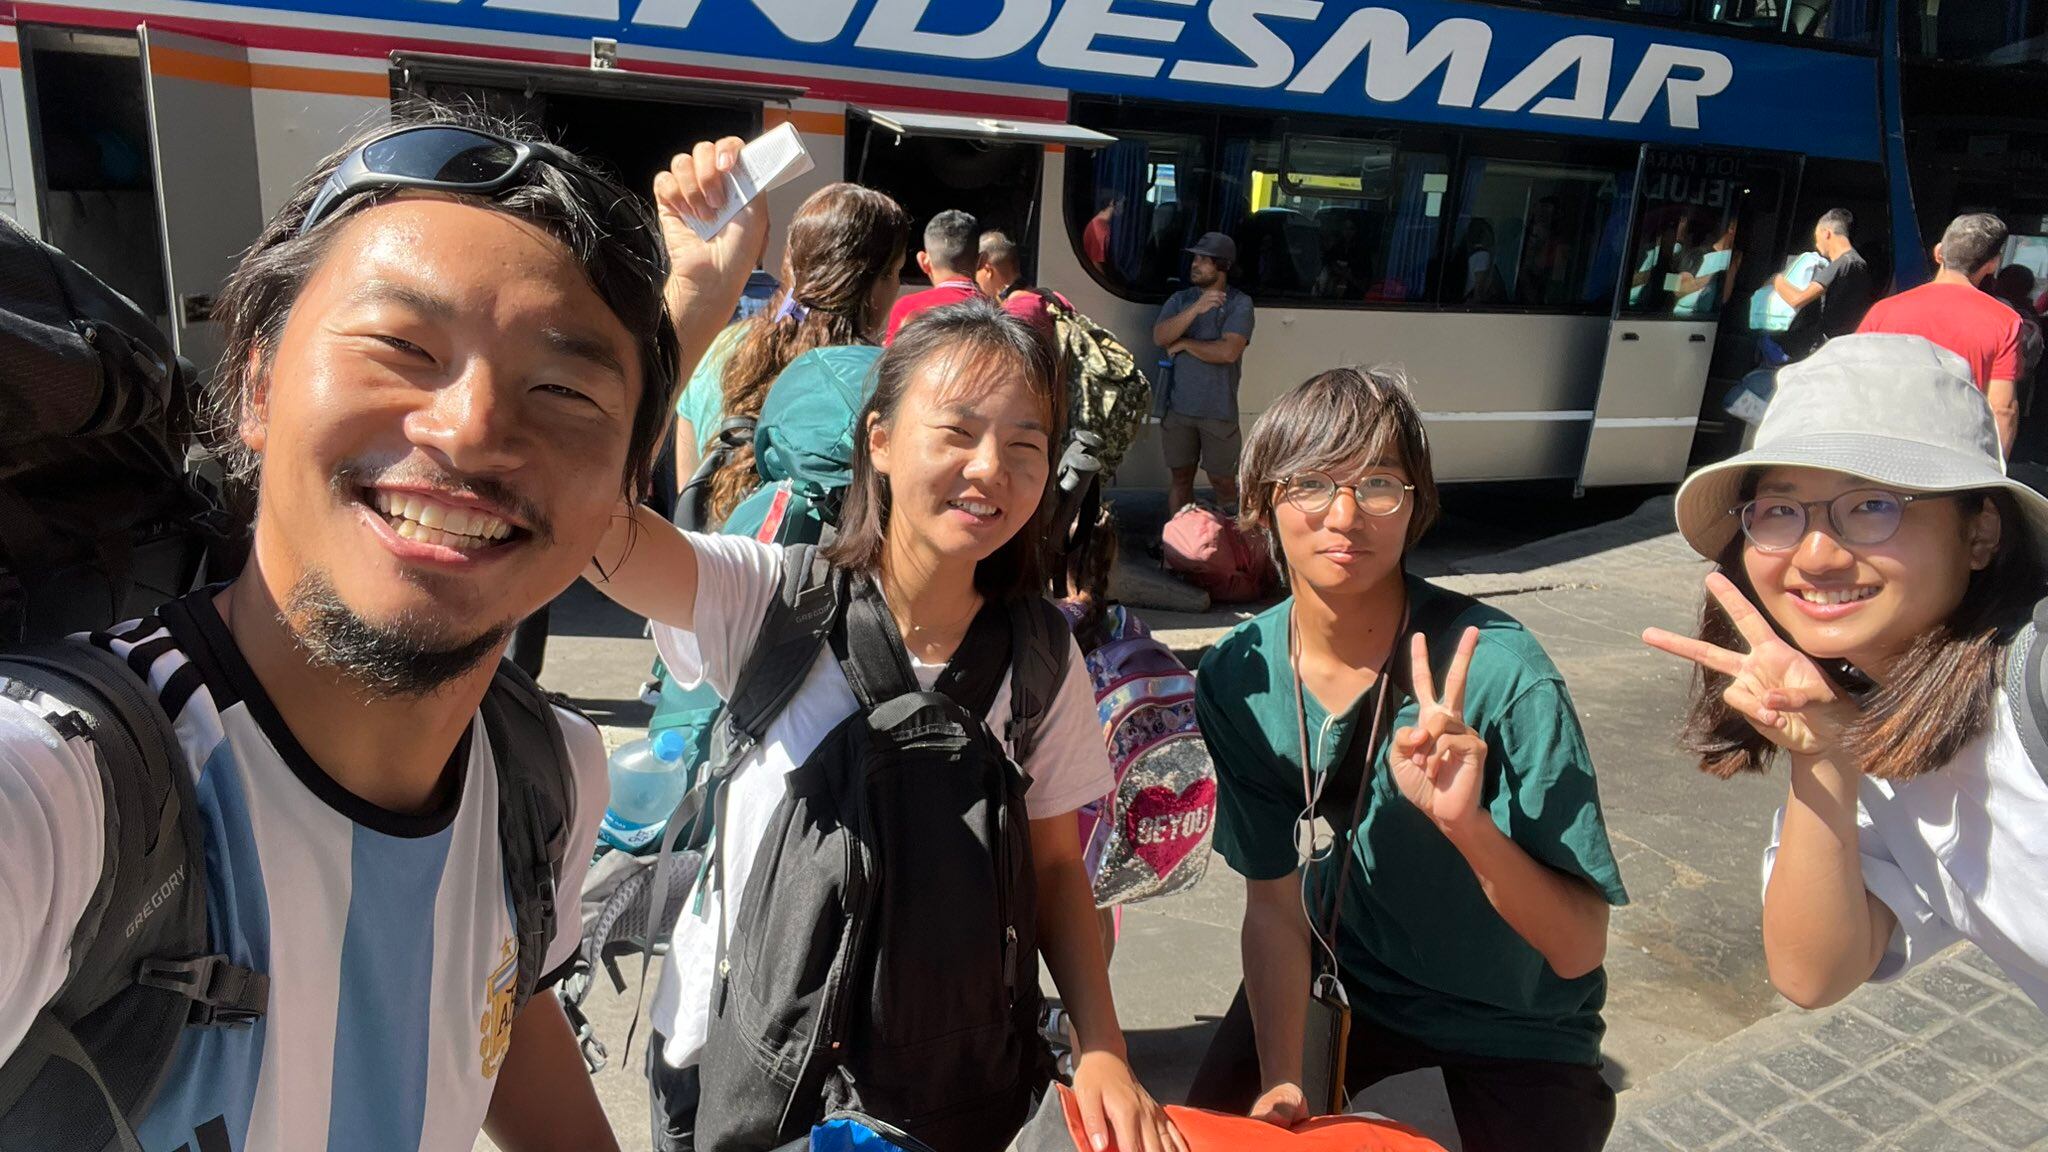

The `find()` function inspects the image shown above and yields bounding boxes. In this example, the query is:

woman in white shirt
[1645,333,2048,1013]
[590,298,1182,1152]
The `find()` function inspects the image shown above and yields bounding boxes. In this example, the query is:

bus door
[847,107,1114,286]
[138,24,263,378]
[1578,146,1789,490]
[389,53,805,211]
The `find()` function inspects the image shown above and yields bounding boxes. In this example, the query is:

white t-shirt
[1763,695,2048,1010]
[649,534,1115,1069]
[0,591,605,1152]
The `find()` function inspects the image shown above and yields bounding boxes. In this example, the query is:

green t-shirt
[675,324,746,455]
[1198,574,1628,1067]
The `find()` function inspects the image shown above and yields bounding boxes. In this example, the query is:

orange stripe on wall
[150,45,384,97]
[765,108,845,137]
[0,44,20,69]
[150,44,253,87]
[249,62,387,97]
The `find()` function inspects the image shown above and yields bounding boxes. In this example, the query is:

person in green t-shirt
[1186,367,1628,1152]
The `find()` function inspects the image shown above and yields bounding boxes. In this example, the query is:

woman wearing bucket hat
[1643,333,2048,1014]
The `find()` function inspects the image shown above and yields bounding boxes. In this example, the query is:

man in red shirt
[882,208,979,344]
[974,229,1069,338]
[1859,212,2024,451]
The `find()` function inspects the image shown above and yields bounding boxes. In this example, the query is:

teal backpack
[645,345,882,749]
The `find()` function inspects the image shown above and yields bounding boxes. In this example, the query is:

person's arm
[0,699,105,1058]
[1152,292,1219,347]
[1241,875,1314,1126]
[1440,817,1610,980]
[1988,377,2020,453]
[1774,275,1825,309]
[1031,818,1182,1152]
[1760,752,1896,1009]
[1168,333,1249,366]
[1390,631,1610,980]
[675,417,701,489]
[655,140,771,392]
[584,503,704,630]
[483,994,619,1152]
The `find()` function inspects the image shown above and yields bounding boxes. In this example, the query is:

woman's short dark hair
[1238,365,1440,571]
[823,297,1064,601]
[1682,480,2043,781]
[202,99,679,498]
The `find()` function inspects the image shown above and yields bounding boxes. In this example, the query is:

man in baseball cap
[1153,232,1255,512]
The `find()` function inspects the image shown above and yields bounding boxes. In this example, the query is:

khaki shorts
[1160,412,1242,475]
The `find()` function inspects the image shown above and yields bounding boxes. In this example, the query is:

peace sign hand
[1641,573,1851,756]
[1391,628,1489,835]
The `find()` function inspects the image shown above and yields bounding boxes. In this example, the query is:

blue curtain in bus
[1382,159,1446,302]
[1580,168,1636,308]
[1090,143,1150,284]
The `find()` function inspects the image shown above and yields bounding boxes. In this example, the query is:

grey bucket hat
[1674,333,2048,559]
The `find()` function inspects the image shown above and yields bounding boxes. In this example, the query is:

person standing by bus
[1857,213,2025,453]
[1153,232,1254,512]
[1186,368,1627,1152]
[883,208,981,343]
[1775,209,1873,359]
[975,228,1069,338]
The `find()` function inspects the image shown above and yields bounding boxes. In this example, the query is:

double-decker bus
[3,0,2042,489]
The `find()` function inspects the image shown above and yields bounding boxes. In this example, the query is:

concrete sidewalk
[1610,945,2048,1152]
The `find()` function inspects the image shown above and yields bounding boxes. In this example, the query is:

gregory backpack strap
[1004,597,1075,767]
[664,544,837,854]
[627,543,837,1065]
[2004,600,2048,784]
[831,574,922,711]
[0,640,264,1152]
[481,659,575,1015]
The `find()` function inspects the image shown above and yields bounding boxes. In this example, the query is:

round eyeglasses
[1278,471,1414,517]
[1733,488,1938,552]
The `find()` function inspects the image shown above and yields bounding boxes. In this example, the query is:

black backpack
[2003,599,2048,784]
[0,627,578,1152]
[0,214,223,643]
[654,546,1069,1152]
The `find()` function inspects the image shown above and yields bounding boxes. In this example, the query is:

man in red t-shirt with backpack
[1859,212,2025,451]
[882,208,981,344]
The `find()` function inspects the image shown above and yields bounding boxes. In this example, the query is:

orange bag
[1008,1084,1450,1152]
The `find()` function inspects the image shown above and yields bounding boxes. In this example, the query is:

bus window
[1705,0,1874,40]
[849,115,1044,286]
[1449,151,1633,313]
[1624,152,1788,321]
[1069,123,1210,300]
[1217,130,1449,305]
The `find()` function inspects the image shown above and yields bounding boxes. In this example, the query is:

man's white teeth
[369,491,512,545]
[1797,587,1878,606]
[950,500,999,518]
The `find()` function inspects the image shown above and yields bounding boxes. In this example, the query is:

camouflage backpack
[1033,290,1150,478]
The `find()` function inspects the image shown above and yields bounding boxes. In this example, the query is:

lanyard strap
[1290,604,1406,973]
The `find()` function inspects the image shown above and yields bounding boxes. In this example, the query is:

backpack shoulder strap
[2004,600,2048,785]
[0,639,262,1152]
[664,543,837,852]
[481,658,576,1014]
[673,417,758,531]
[1004,597,1074,767]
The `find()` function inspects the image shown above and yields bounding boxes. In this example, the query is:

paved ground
[1610,945,2048,1152]
[487,489,2039,1151]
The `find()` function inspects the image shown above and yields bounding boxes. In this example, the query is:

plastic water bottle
[598,728,689,854]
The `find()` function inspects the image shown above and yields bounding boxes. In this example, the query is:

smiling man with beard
[0,103,761,1152]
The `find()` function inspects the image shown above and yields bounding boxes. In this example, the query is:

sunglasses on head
[300,124,665,273]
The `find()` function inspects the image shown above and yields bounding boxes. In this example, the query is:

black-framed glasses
[1278,471,1414,517]
[1733,488,1936,551]
[299,125,665,272]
